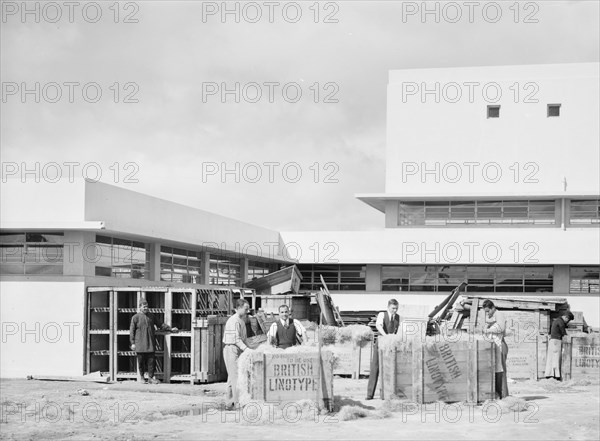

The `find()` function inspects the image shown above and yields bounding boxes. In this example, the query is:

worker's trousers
[495,340,509,399]
[223,344,242,405]
[137,352,155,379]
[366,341,380,399]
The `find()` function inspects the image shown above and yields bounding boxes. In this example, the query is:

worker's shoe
[137,375,147,384]
[365,396,374,401]
[149,378,161,385]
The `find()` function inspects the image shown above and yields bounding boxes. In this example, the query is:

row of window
[397,199,599,227]
[487,104,561,118]
[1,234,598,295]
[297,264,599,294]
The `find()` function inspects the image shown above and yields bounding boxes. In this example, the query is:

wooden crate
[261,295,311,320]
[192,316,229,383]
[562,335,600,380]
[330,341,372,378]
[244,350,334,410]
[379,338,496,403]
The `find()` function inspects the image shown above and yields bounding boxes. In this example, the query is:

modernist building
[1,62,598,378]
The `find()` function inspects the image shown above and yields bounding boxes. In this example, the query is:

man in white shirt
[366,299,400,400]
[267,304,307,348]
[483,299,509,399]
[222,299,250,410]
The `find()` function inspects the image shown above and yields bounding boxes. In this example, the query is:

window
[95,235,149,279]
[547,104,561,117]
[0,232,64,275]
[487,105,500,118]
[570,199,600,225]
[247,260,279,281]
[298,264,366,291]
[570,266,600,294]
[398,200,556,226]
[160,246,203,284]
[209,254,241,286]
[381,265,552,293]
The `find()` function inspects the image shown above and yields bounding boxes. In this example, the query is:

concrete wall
[386,63,600,196]
[280,228,600,265]
[0,281,85,378]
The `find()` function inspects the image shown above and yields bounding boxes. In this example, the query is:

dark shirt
[550,317,568,340]
[130,312,171,353]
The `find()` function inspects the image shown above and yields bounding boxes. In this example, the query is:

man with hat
[130,299,178,384]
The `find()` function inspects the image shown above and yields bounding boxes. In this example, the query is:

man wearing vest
[267,304,307,348]
[366,299,400,400]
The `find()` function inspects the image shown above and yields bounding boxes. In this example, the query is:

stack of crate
[86,286,242,383]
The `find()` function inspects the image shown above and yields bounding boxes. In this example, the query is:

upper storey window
[398,200,556,226]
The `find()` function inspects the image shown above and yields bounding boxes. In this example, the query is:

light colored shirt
[267,318,307,346]
[484,309,507,347]
[222,314,248,351]
[375,311,399,335]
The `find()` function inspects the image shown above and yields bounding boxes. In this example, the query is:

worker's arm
[486,311,506,334]
[375,312,386,335]
[235,320,249,351]
[294,319,307,344]
[129,315,137,349]
[266,322,278,346]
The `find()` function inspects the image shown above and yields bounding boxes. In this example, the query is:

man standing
[545,311,574,380]
[223,299,251,410]
[482,299,509,399]
[366,299,400,400]
[130,299,178,384]
[267,304,307,348]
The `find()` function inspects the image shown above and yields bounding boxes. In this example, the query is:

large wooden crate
[244,350,334,410]
[330,340,372,378]
[192,316,228,383]
[380,338,496,403]
[561,335,600,380]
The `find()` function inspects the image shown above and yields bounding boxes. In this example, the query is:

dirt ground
[1,375,599,441]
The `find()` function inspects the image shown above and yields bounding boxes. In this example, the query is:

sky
[2,0,599,231]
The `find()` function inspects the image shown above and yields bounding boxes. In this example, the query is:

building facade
[1,63,598,378]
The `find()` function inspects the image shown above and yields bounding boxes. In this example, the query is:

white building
[1,63,598,378]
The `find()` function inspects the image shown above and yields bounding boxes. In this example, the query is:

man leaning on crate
[545,311,574,380]
[366,298,400,400]
[130,299,178,384]
[266,304,307,348]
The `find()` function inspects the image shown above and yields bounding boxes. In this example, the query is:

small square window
[487,105,500,118]
[548,104,561,117]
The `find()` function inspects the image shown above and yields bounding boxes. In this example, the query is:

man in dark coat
[130,299,178,384]
[366,298,400,400]
[545,311,574,380]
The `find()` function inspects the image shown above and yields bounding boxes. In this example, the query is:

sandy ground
[1,376,599,441]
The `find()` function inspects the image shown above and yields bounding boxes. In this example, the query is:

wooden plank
[412,343,423,403]
[467,340,478,403]
[562,336,573,381]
